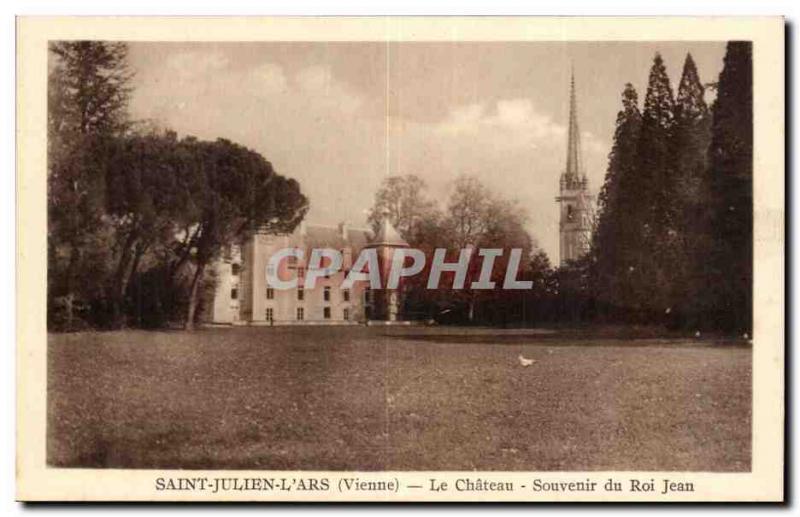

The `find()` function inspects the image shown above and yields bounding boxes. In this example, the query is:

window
[266,287,274,300]
[364,288,372,304]
[342,289,350,302]
[296,307,304,321]
[343,308,349,321]
[231,288,238,300]
[567,205,574,221]
[265,308,273,321]
[323,307,331,319]
[324,286,331,302]
[231,263,240,275]
[297,288,304,301]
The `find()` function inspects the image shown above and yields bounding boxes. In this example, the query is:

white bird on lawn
[518,354,536,367]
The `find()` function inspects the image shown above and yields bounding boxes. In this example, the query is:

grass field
[47,326,751,471]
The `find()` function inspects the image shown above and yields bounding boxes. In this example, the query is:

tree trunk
[110,231,138,327]
[64,243,81,330]
[125,242,147,295]
[170,226,202,281]
[64,293,74,330]
[123,242,148,324]
[184,262,206,331]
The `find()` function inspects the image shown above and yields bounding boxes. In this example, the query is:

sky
[126,41,727,261]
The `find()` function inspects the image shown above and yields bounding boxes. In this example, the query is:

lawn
[47,326,751,471]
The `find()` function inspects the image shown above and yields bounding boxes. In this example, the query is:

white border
[5,2,794,514]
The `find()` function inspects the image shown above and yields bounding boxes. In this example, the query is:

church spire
[565,70,583,180]
[557,68,593,266]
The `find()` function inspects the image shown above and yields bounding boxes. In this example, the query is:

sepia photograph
[15,16,784,502]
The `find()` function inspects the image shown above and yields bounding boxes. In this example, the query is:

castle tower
[365,214,409,321]
[556,72,594,266]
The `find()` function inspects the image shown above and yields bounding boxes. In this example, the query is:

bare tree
[367,174,439,242]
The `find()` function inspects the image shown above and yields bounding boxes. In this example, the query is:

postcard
[16,16,784,502]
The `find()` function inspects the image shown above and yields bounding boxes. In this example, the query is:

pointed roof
[565,70,584,180]
[369,215,408,248]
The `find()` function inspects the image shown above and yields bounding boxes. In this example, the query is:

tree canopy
[48,42,309,330]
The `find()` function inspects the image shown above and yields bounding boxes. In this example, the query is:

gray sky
[127,41,726,261]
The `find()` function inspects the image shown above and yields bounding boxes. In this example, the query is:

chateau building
[207,218,409,325]
[556,72,594,266]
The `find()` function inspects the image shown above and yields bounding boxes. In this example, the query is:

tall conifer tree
[670,53,712,326]
[48,42,132,329]
[707,41,753,332]
[627,53,676,317]
[591,83,641,318]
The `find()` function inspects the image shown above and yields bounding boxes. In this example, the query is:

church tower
[556,72,594,266]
